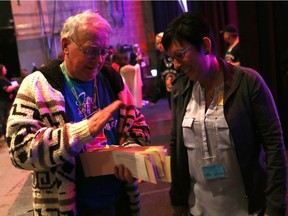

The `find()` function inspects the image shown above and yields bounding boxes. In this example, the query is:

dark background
[152,1,288,147]
[1,1,287,146]
[0,1,21,78]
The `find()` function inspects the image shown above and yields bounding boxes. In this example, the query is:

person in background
[221,24,240,66]
[150,32,177,108]
[6,11,150,216]
[104,45,116,65]
[31,62,39,73]
[19,68,29,83]
[162,12,286,216]
[0,64,19,138]
[129,44,143,66]
[130,43,147,81]
[111,52,129,73]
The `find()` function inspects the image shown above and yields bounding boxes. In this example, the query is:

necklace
[205,69,223,104]
[205,89,215,103]
[61,63,100,119]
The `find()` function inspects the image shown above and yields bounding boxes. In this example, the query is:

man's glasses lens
[86,48,111,59]
[70,38,111,59]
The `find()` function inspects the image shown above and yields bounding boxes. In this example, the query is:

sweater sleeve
[6,72,94,170]
[117,83,150,146]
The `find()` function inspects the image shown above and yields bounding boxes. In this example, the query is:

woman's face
[166,40,210,82]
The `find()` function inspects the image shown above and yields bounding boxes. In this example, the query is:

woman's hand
[114,164,134,183]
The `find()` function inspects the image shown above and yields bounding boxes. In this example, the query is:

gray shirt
[182,81,248,216]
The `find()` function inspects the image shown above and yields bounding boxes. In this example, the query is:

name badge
[202,163,226,180]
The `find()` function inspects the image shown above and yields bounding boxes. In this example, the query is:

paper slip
[79,145,171,184]
[112,150,156,183]
[10,80,18,87]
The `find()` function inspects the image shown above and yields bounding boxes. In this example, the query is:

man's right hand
[88,100,122,137]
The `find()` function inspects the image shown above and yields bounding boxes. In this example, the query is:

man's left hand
[114,164,134,183]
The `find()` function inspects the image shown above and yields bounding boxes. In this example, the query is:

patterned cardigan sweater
[6,59,150,216]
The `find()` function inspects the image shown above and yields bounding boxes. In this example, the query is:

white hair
[61,10,112,40]
[156,32,164,39]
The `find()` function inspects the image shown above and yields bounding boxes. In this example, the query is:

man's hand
[114,164,134,183]
[88,100,122,137]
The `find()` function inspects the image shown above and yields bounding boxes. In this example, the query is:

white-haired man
[7,11,150,215]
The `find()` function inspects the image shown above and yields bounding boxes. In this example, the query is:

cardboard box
[79,145,171,184]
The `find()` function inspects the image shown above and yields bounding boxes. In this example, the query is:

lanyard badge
[201,156,226,180]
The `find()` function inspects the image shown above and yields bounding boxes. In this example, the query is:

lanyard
[60,63,99,119]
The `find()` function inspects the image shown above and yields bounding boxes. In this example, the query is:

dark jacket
[169,57,286,215]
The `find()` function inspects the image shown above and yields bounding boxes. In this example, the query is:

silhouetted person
[150,32,177,108]
[221,24,240,66]
[0,64,19,137]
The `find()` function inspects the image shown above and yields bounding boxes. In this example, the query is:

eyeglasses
[168,46,192,63]
[70,38,111,59]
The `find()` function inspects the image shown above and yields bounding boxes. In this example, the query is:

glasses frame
[168,46,192,63]
[70,37,111,59]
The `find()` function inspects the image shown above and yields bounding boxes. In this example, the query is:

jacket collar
[218,57,243,103]
[171,73,193,99]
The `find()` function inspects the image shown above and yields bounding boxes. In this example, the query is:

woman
[162,13,286,216]
[0,64,19,137]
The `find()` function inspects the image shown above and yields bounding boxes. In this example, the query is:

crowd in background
[1,10,286,216]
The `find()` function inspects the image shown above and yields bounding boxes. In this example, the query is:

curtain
[152,1,183,34]
[152,1,237,56]
[152,0,288,146]
[237,1,288,146]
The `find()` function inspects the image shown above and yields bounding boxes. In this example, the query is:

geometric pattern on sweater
[7,60,150,215]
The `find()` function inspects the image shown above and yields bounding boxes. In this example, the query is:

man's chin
[78,71,98,81]
[87,68,101,76]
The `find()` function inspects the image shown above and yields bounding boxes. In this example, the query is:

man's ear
[62,38,70,54]
[203,37,211,55]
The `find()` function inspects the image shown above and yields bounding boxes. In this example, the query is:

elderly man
[6,11,150,215]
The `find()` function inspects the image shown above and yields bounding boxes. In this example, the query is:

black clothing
[129,52,138,66]
[150,54,177,108]
[0,78,17,135]
[169,58,286,215]
[224,43,240,64]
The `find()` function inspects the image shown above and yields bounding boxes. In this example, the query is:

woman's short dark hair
[162,12,217,55]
